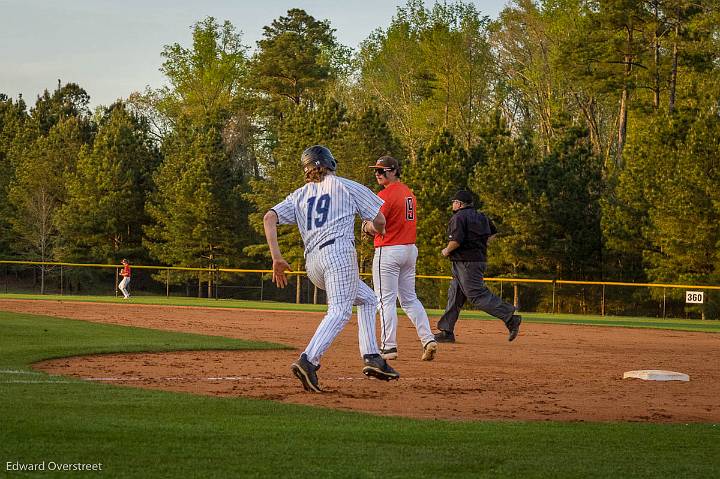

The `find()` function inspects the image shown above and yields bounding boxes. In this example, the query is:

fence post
[260,272,264,301]
[60,265,63,296]
[115,268,119,297]
[166,269,170,297]
[662,288,666,318]
[601,284,605,316]
[552,280,556,314]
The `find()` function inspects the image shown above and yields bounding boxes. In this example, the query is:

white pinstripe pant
[303,240,380,366]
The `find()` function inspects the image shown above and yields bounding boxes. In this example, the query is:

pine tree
[0,95,29,258]
[9,118,88,251]
[470,116,541,279]
[30,82,92,135]
[532,123,603,279]
[250,9,343,107]
[404,130,475,307]
[644,111,720,287]
[56,105,159,263]
[145,116,248,296]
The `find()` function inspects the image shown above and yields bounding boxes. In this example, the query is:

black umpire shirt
[447,206,497,262]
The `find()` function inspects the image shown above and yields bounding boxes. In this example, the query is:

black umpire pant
[437,261,515,333]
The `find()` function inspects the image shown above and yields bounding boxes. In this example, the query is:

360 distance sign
[685,291,704,304]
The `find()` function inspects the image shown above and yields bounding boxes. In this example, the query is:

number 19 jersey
[272,174,384,255]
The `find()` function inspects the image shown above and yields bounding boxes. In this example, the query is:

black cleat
[291,353,321,392]
[507,315,522,342]
[434,330,455,343]
[362,354,400,381]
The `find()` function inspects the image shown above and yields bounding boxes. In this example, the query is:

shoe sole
[291,363,321,392]
[381,352,398,360]
[421,342,437,361]
[362,366,399,381]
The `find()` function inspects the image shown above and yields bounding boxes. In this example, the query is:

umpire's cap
[451,190,474,205]
[301,145,337,171]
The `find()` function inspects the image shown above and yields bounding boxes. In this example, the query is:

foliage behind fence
[2,260,719,320]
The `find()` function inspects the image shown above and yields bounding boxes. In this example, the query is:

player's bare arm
[441,240,461,257]
[371,211,386,236]
[263,210,292,288]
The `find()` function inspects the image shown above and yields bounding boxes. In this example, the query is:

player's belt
[318,239,336,250]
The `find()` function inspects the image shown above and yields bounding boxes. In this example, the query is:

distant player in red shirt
[363,156,437,361]
[119,259,131,299]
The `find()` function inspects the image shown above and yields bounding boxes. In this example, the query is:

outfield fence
[1,260,719,320]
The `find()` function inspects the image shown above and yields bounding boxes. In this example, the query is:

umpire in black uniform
[434,190,522,343]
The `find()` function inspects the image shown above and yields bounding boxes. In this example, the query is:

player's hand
[441,247,450,257]
[361,221,375,241]
[272,258,292,288]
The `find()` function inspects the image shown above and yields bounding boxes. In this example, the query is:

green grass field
[0,297,719,478]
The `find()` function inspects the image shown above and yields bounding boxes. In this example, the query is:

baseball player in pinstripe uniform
[263,145,400,392]
[363,156,437,361]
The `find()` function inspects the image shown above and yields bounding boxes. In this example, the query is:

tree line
[1,1,719,314]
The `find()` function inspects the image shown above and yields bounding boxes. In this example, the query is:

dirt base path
[2,299,719,422]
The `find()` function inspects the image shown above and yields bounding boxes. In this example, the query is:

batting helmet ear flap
[301,145,337,171]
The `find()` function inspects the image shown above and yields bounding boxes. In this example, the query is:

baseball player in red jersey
[363,156,437,361]
[118,259,131,299]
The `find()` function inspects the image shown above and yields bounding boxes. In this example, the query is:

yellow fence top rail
[2,260,720,291]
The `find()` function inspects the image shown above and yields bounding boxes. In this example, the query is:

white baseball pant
[303,240,380,366]
[119,277,130,298]
[373,244,434,350]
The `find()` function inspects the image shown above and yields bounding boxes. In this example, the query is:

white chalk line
[79,376,445,382]
[2,370,479,384]
[0,369,44,375]
[1,380,71,384]
[83,376,279,382]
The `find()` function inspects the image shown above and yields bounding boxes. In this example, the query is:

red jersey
[121,264,131,277]
[374,182,417,247]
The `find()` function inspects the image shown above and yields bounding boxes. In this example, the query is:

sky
[1,0,506,109]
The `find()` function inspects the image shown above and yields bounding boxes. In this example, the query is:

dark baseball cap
[451,190,474,204]
[369,156,399,171]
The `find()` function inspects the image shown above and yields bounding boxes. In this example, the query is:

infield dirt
[2,299,718,423]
